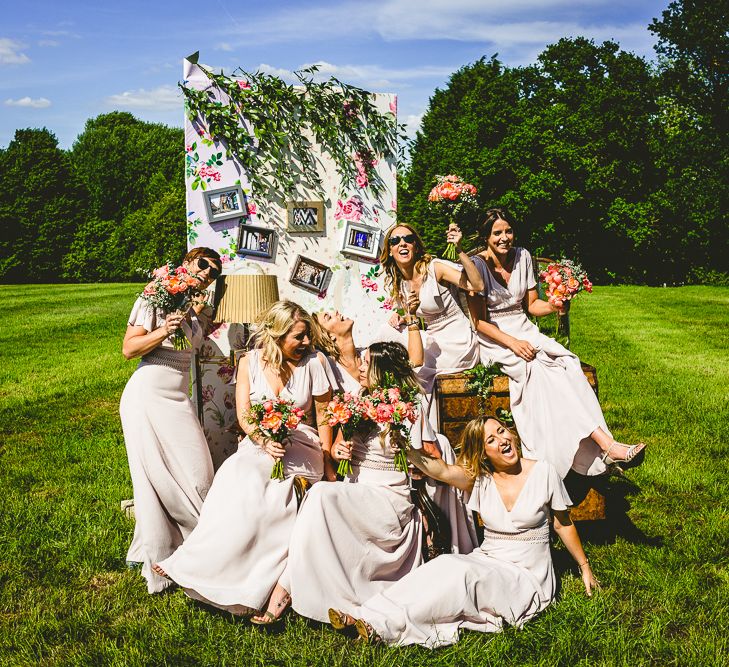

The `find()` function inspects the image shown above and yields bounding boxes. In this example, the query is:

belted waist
[352,456,397,471]
[483,522,549,544]
[488,303,525,320]
[141,346,191,373]
[422,309,464,328]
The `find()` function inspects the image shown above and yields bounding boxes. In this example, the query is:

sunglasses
[197,257,221,279]
[388,233,417,247]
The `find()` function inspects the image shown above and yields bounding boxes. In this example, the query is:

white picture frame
[341,220,381,260]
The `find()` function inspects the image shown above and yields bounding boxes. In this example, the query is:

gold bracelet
[577,559,589,568]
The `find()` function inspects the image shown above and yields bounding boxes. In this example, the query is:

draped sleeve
[309,353,333,397]
[127,297,160,332]
[546,462,573,511]
[521,248,538,291]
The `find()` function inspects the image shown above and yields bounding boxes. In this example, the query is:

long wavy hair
[378,223,433,303]
[455,415,521,478]
[363,341,422,449]
[183,246,222,265]
[310,313,341,361]
[248,300,316,372]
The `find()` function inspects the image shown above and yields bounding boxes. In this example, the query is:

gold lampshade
[214,274,280,324]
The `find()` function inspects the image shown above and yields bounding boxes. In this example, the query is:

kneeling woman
[276,341,426,625]
[155,301,332,617]
[332,415,599,647]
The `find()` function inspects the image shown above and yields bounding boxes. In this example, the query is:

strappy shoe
[328,608,356,630]
[250,592,291,627]
[354,618,380,644]
[601,442,647,470]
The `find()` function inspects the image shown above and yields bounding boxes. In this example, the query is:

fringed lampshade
[214,274,280,324]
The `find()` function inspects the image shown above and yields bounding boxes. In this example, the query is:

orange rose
[261,411,283,432]
[438,182,459,201]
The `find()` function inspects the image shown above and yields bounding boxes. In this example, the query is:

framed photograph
[341,221,381,260]
[286,200,325,233]
[290,255,331,293]
[236,222,276,259]
[203,185,247,223]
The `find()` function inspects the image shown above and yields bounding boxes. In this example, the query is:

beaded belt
[141,346,191,373]
[423,309,463,328]
[352,456,397,471]
[488,304,524,320]
[483,522,549,543]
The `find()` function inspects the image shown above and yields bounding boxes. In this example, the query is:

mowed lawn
[0,284,727,666]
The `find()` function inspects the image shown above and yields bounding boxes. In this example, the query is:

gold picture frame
[286,200,325,233]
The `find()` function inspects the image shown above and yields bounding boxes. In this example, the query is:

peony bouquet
[427,174,478,260]
[323,392,370,476]
[247,398,306,479]
[539,259,593,308]
[361,376,420,473]
[139,263,206,350]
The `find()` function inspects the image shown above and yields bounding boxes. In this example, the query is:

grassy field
[1,284,727,666]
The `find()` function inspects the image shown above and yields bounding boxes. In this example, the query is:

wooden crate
[436,363,605,520]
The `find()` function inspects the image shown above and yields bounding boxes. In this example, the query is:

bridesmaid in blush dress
[275,341,429,625]
[467,209,646,478]
[154,301,332,619]
[119,247,221,593]
[330,415,599,648]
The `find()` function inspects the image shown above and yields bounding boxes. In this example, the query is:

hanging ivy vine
[180,63,406,199]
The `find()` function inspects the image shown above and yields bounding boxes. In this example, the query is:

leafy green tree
[70,112,184,223]
[0,128,87,282]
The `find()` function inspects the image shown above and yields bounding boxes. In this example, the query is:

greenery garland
[180,63,406,199]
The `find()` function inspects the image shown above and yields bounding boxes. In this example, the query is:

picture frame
[290,255,331,293]
[203,185,247,223]
[236,222,276,259]
[341,220,382,260]
[286,200,325,233]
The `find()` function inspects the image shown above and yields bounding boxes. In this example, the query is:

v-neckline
[483,249,517,291]
[258,352,300,399]
[492,459,539,513]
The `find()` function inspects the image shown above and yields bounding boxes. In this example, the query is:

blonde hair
[310,313,341,360]
[249,300,315,371]
[455,415,521,478]
[378,223,433,303]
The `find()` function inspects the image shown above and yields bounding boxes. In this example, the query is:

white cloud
[402,112,424,138]
[0,38,30,65]
[38,39,60,47]
[105,85,181,111]
[5,96,51,108]
[216,42,234,52]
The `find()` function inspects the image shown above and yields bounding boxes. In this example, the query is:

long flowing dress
[157,349,328,614]
[120,298,215,594]
[280,423,423,623]
[473,249,607,477]
[356,460,572,647]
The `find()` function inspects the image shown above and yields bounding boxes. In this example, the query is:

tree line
[0,0,726,285]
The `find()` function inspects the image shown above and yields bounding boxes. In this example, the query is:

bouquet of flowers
[361,376,420,473]
[246,398,306,479]
[139,263,206,350]
[427,174,478,260]
[539,259,593,308]
[323,392,369,476]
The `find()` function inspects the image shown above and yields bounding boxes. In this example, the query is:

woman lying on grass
[330,414,599,647]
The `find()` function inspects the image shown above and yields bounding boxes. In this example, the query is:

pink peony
[334,195,364,222]
[247,201,257,216]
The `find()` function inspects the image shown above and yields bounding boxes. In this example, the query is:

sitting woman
[273,341,429,626]
[468,209,645,477]
[380,223,483,400]
[313,310,477,554]
[331,415,599,647]
[153,300,332,618]
[120,246,221,593]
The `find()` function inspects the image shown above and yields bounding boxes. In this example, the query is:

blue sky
[2,0,669,149]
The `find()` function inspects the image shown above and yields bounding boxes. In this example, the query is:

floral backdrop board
[182,56,400,464]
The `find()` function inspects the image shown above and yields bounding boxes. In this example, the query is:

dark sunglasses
[197,257,221,279]
[388,233,417,247]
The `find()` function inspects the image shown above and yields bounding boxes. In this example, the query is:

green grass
[1,284,727,666]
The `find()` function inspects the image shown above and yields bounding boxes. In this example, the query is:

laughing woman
[468,209,646,478]
[154,301,332,618]
[331,415,599,647]
[120,247,221,593]
[276,341,427,626]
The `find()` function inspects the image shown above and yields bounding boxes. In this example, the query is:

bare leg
[251,583,291,624]
[151,563,169,579]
